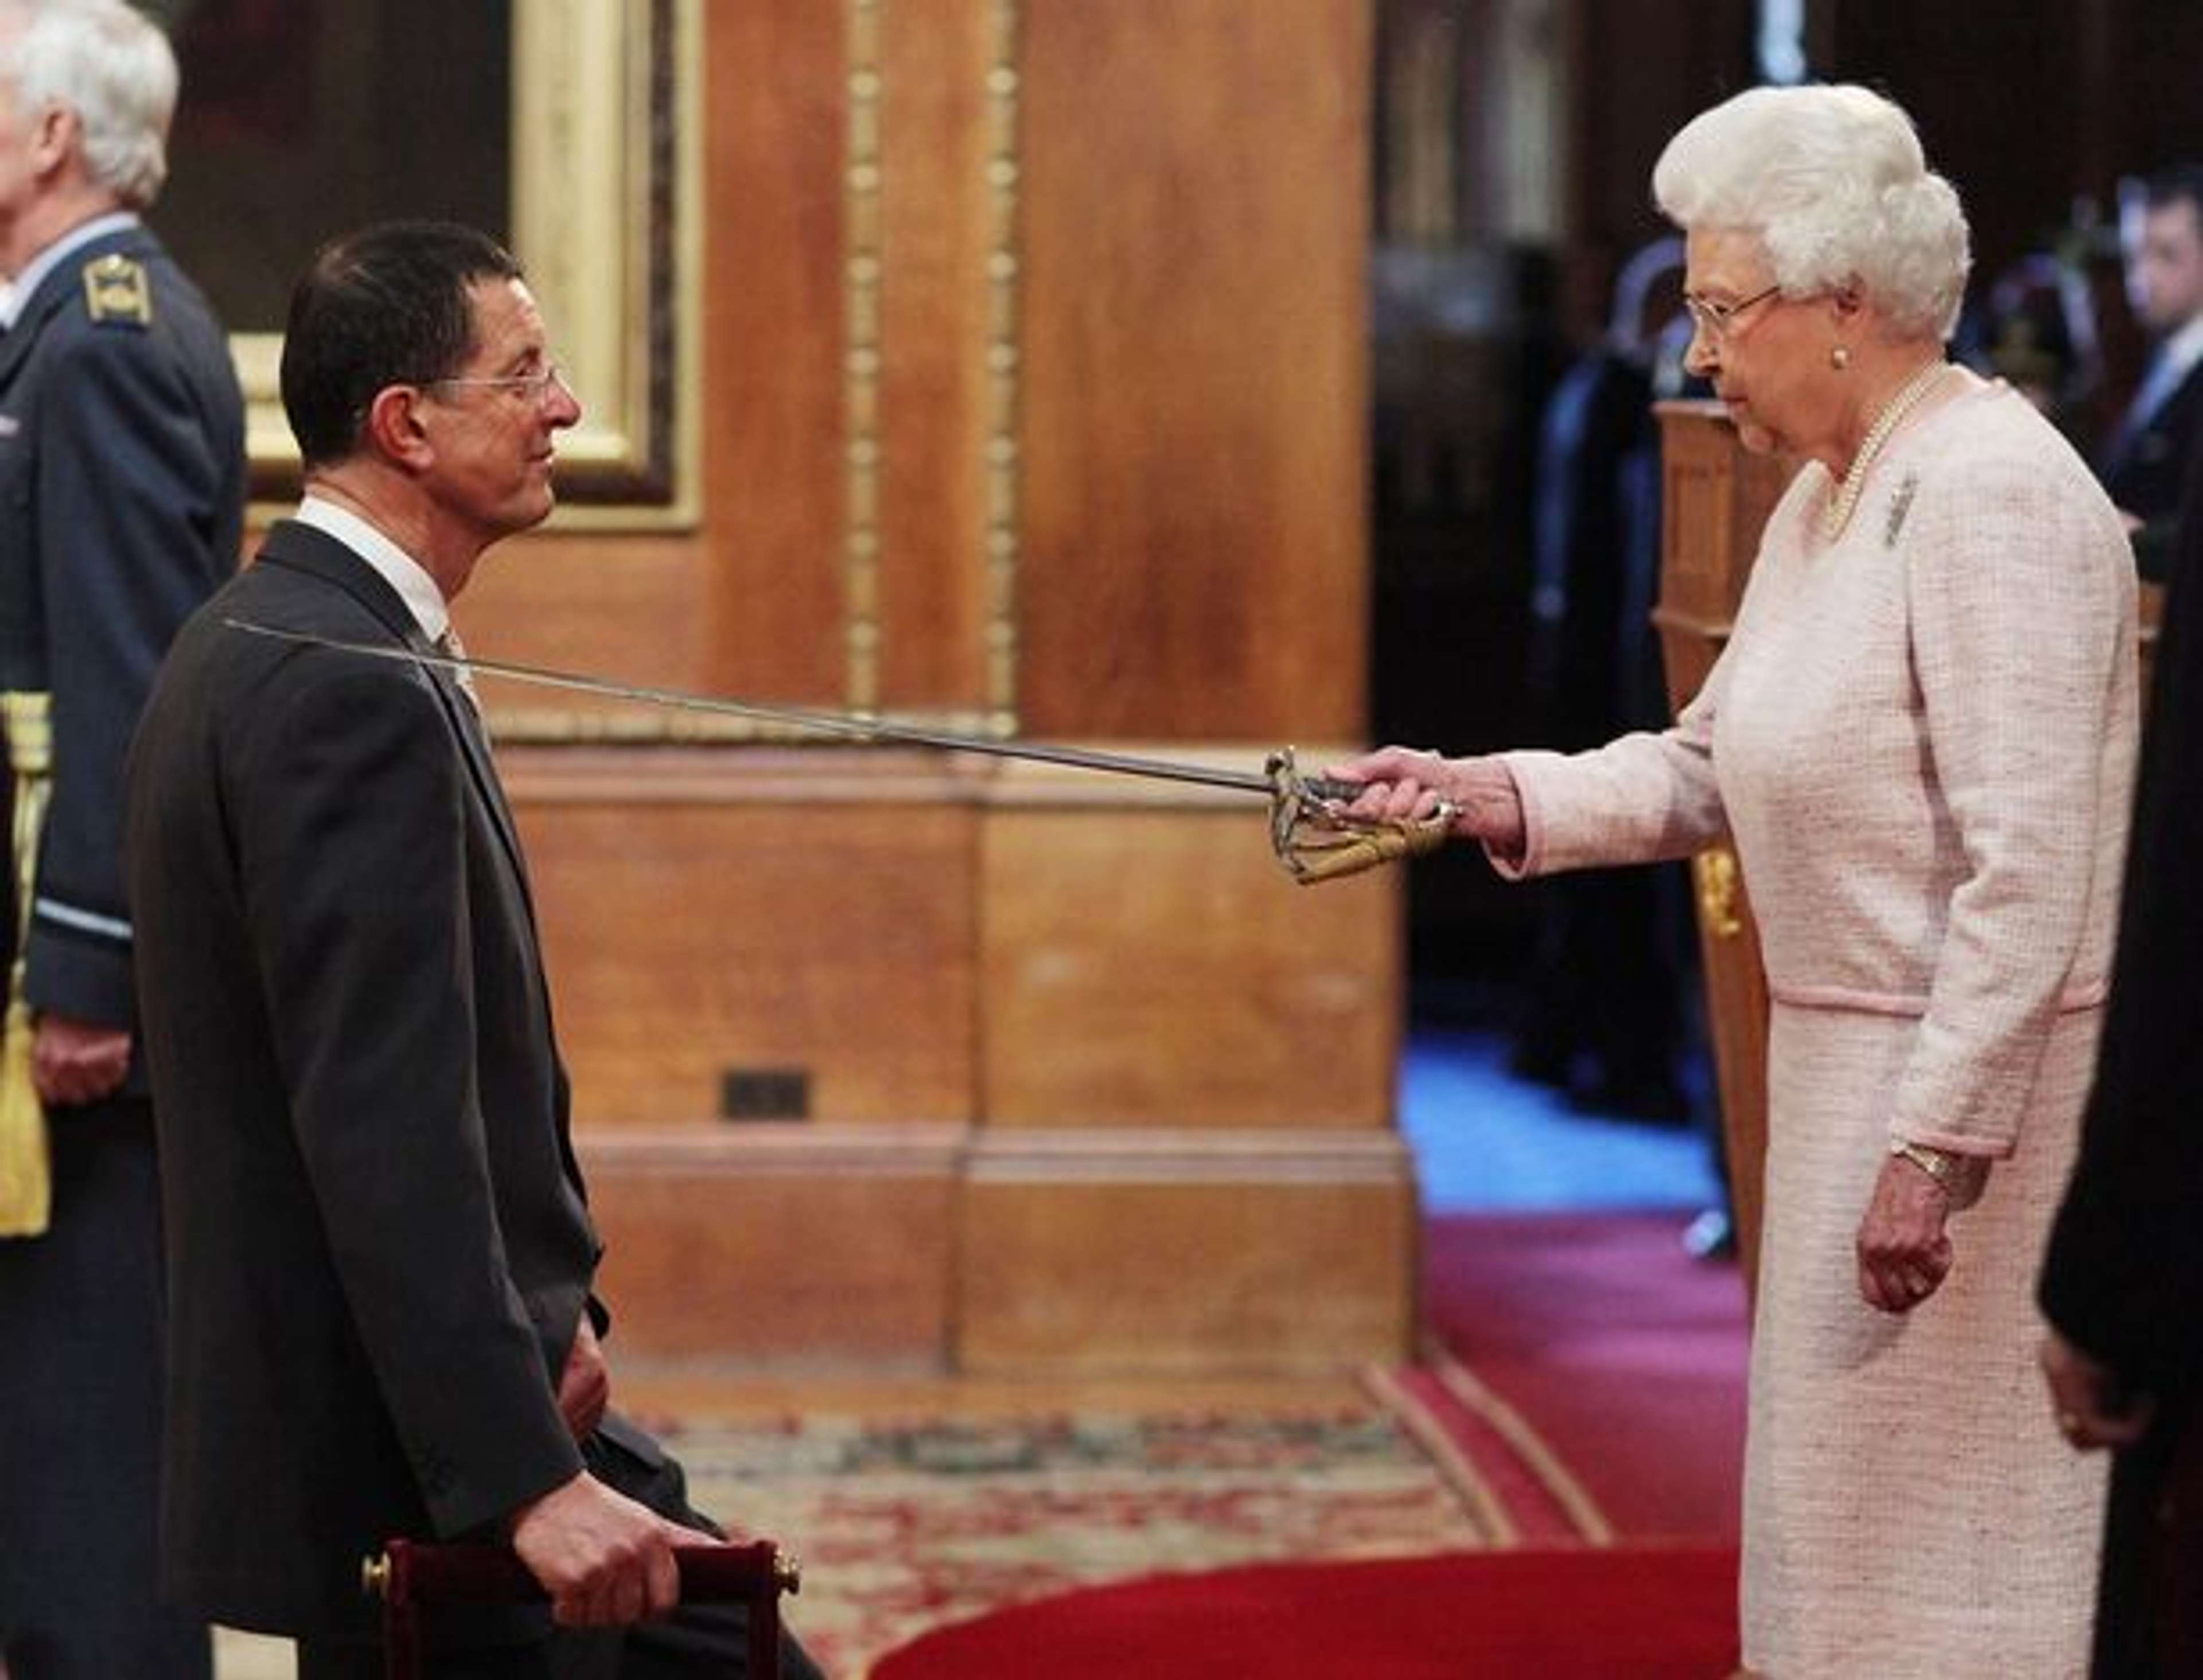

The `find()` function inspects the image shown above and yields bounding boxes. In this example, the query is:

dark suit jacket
[2042,428,2203,1674]
[2101,355,2203,532]
[0,220,243,1036]
[2041,470,2203,1403]
[125,522,601,1636]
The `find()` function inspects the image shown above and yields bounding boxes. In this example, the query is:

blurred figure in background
[1515,236,1731,1254]
[1514,235,1699,1130]
[2099,164,2203,576]
[1968,247,2100,430]
[2039,423,2203,1676]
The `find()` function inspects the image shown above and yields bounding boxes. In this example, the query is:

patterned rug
[209,1384,1535,1680]
[668,1395,1494,1678]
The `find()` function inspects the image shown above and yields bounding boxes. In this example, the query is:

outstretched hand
[1323,746,1527,861]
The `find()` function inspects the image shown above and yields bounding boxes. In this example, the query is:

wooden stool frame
[363,1538,799,1680]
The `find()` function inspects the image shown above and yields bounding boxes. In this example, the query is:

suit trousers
[297,1418,824,1680]
[0,1095,210,1680]
[2093,1386,2203,1678]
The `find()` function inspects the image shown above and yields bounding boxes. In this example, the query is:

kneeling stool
[363,1538,801,1680]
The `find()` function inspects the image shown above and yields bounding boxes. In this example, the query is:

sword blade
[220,619,1297,796]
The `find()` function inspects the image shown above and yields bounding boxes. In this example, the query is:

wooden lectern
[1652,400,1792,1301]
[1653,399,2161,1304]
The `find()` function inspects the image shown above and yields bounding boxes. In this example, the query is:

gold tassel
[0,691,53,1238]
[0,996,46,1236]
[1277,815,1452,885]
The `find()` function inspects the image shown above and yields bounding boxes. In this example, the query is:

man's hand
[1855,1153,1954,1313]
[557,1316,611,1442]
[32,1014,131,1107]
[2040,1329,2155,1451]
[509,1471,688,1627]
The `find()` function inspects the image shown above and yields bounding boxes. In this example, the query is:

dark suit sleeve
[27,319,235,1026]
[235,658,583,1537]
[2040,478,2203,1399]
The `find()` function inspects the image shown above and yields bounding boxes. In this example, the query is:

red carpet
[1414,1211,1748,1540]
[867,1212,1749,1675]
[871,1543,1741,1679]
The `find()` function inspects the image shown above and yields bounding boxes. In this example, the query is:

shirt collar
[2161,312,2203,385]
[0,211,140,330]
[293,496,452,643]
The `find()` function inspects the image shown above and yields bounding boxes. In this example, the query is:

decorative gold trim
[844,0,885,712]
[241,0,700,530]
[1693,846,1745,939]
[983,0,1021,731]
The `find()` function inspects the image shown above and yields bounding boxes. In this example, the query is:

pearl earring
[1831,344,1852,371]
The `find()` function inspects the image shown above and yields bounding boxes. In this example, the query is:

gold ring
[2057,1411,2083,1436]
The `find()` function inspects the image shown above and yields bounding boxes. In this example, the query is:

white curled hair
[1652,84,1970,342]
[0,0,177,209]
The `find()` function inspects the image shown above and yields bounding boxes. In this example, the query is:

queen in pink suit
[1338,84,2136,1677]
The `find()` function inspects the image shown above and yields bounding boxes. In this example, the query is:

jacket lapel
[250,522,537,907]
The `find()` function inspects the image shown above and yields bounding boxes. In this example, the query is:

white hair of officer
[0,0,178,209]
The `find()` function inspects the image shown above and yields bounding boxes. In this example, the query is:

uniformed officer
[0,3,244,1675]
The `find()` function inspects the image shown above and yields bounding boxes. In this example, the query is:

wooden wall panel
[979,757,1400,1129]
[698,1,850,703]
[503,742,1414,1372]
[1017,0,1371,741]
[507,745,1399,1138]
[507,749,979,1127]
[453,534,707,728]
[584,1127,962,1367]
[875,3,997,711]
[960,1141,1418,1373]
[445,1,1373,745]
[407,6,853,713]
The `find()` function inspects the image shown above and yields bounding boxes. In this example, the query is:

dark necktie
[2108,348,2180,470]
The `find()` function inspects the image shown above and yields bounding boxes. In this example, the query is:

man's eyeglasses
[1682,283,1784,341]
[423,361,572,405]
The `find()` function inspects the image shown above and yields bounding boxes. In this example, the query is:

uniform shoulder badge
[82,253,153,328]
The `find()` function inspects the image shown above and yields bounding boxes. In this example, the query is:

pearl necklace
[1821,359,1952,541]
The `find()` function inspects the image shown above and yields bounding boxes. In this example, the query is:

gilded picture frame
[224,0,701,529]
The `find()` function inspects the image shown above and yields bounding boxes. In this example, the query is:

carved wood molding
[965,1127,1414,1186]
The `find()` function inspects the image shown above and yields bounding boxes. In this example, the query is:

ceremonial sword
[224,616,1364,796]
[219,619,1454,882]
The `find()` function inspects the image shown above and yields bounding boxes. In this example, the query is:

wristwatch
[1889,1137,1961,1190]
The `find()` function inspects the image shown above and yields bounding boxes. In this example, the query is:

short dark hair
[2144,163,2203,224]
[279,221,526,469]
